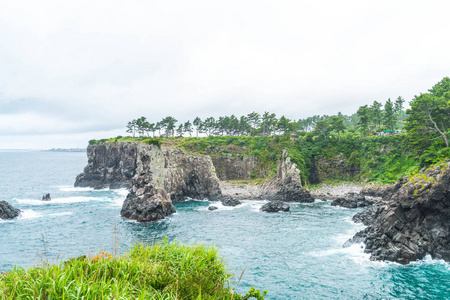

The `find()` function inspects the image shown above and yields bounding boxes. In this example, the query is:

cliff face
[75,143,137,189]
[75,142,222,203]
[260,150,314,202]
[349,162,450,264]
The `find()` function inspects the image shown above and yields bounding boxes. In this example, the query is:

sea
[1,150,449,299]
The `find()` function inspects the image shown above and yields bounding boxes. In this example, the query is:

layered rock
[260,150,314,203]
[348,162,450,264]
[75,142,222,203]
[0,201,20,220]
[76,141,222,222]
[75,142,138,189]
[260,200,290,212]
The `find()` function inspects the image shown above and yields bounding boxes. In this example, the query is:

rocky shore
[75,142,312,222]
[346,162,450,264]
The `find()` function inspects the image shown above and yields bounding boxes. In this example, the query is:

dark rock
[42,193,51,201]
[0,201,21,219]
[121,186,175,222]
[221,196,241,206]
[208,205,218,211]
[75,142,222,203]
[331,192,373,208]
[348,162,450,264]
[260,200,290,212]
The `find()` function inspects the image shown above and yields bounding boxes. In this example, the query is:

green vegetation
[89,77,450,186]
[0,239,266,300]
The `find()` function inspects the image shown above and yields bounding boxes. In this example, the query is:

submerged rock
[260,200,290,212]
[0,201,21,220]
[347,162,450,264]
[331,192,373,208]
[208,205,218,211]
[42,193,51,201]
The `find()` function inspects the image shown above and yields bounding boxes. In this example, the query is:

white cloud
[0,0,449,148]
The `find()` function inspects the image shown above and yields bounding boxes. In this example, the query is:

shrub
[0,239,266,300]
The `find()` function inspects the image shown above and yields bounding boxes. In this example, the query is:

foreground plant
[0,239,266,300]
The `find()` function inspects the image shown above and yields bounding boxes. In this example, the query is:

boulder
[121,188,175,222]
[0,201,21,220]
[331,192,373,208]
[208,205,218,211]
[221,196,241,206]
[42,193,51,201]
[120,171,176,222]
[260,200,290,212]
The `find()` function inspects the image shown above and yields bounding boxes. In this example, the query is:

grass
[0,239,267,300]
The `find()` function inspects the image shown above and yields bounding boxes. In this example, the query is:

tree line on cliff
[126,77,450,152]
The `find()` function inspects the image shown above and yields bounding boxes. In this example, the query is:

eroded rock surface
[348,162,450,264]
[0,201,20,220]
[260,150,314,203]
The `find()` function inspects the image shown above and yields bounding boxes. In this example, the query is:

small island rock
[260,200,290,212]
[221,196,241,206]
[0,201,21,220]
[208,205,218,211]
[42,193,51,201]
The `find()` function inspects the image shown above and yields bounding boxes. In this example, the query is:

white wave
[114,189,129,197]
[19,209,42,219]
[58,186,95,192]
[15,196,105,205]
[240,200,268,212]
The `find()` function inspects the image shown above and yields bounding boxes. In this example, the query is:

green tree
[384,98,396,132]
[370,101,383,132]
[193,117,202,137]
[357,105,370,136]
[176,123,184,137]
[405,78,450,148]
[183,121,193,137]
[203,117,216,136]
[330,115,345,141]
[277,116,291,135]
[314,120,331,141]
[126,119,137,137]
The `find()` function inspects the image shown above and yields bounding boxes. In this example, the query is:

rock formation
[76,141,222,222]
[260,200,290,212]
[221,196,241,207]
[208,205,218,211]
[0,201,20,220]
[260,150,314,203]
[75,142,222,202]
[348,162,450,264]
[42,193,51,201]
[331,192,374,208]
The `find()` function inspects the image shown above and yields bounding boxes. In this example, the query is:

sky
[1,0,450,149]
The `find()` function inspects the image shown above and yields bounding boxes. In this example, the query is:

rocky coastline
[75,142,312,222]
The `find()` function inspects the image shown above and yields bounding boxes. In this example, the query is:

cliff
[75,142,222,202]
[348,161,450,264]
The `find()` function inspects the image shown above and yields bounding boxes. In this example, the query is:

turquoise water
[1,151,449,299]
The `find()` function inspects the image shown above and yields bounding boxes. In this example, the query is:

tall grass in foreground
[0,239,266,300]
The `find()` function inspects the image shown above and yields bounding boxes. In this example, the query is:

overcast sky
[1,0,450,149]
